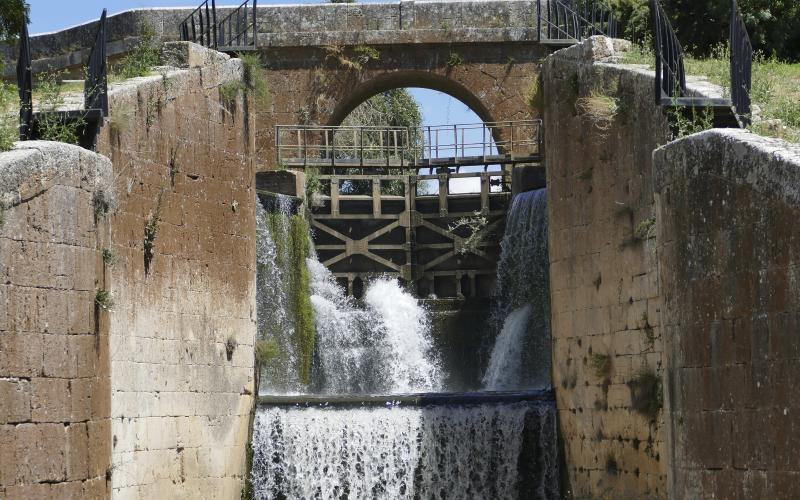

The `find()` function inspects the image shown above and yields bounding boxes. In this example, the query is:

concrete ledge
[653,128,800,206]
[0,141,113,210]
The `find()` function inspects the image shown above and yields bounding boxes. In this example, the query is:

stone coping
[0,141,113,209]
[653,128,800,207]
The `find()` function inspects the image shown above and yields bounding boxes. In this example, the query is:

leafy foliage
[338,89,423,195]
[0,0,28,43]
[609,0,800,61]
[0,81,16,151]
[112,22,160,80]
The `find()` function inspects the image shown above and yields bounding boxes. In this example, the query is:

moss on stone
[266,213,316,385]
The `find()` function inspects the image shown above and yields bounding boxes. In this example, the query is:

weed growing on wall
[112,21,160,80]
[239,52,272,109]
[448,212,489,255]
[219,81,245,109]
[95,288,115,310]
[143,191,165,275]
[628,369,662,421]
[523,75,541,109]
[669,104,713,139]
[446,52,464,67]
[590,353,612,379]
[102,248,117,266]
[576,91,620,134]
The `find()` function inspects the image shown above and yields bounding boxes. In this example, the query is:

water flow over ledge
[251,399,559,499]
[484,188,551,391]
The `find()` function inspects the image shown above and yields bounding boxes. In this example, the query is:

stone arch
[258,41,548,168]
[327,71,497,128]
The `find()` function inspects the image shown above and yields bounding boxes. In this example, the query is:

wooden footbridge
[272,120,544,299]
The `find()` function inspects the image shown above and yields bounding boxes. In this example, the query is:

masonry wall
[654,130,800,498]
[0,142,113,499]
[542,37,671,497]
[94,42,256,498]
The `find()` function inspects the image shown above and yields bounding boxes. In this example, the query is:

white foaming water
[251,403,552,500]
[364,280,441,393]
[483,304,533,390]
[308,259,442,394]
[484,189,551,390]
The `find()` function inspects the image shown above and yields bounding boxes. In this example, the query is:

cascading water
[307,259,442,394]
[483,188,551,391]
[252,188,559,499]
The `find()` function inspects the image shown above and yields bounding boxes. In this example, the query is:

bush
[112,22,160,80]
[0,81,16,152]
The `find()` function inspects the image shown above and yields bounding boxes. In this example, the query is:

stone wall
[94,42,256,498]
[0,142,114,499]
[542,37,672,497]
[654,129,800,497]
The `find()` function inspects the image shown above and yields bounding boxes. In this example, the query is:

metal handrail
[17,20,32,141]
[650,0,686,105]
[180,0,217,49]
[218,0,258,50]
[538,0,617,41]
[730,0,752,126]
[85,9,108,116]
[275,120,542,167]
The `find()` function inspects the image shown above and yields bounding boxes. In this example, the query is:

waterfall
[251,401,559,500]
[257,199,442,395]
[483,189,550,390]
[308,259,442,394]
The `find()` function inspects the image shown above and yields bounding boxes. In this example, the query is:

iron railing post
[537,0,541,42]
[211,0,218,48]
[17,21,32,141]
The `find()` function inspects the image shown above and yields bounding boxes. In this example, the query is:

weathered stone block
[0,379,31,424]
[31,378,71,423]
[14,423,66,483]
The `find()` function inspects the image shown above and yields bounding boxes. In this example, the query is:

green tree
[608,0,800,61]
[0,0,28,42]
[338,88,423,195]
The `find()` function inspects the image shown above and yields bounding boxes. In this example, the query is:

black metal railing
[650,0,686,104]
[180,0,218,49]
[649,0,752,128]
[218,0,258,51]
[16,20,32,141]
[730,0,752,125]
[85,9,108,116]
[16,10,108,149]
[538,0,618,42]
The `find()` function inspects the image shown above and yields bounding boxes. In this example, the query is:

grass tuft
[576,91,619,133]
